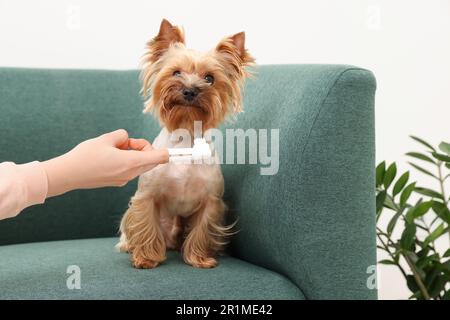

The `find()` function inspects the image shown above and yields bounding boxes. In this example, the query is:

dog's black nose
[182,88,199,102]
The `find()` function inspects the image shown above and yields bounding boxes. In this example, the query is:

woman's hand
[42,129,168,197]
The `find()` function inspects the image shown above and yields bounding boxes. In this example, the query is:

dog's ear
[226,32,250,62]
[141,19,185,104]
[216,32,255,79]
[146,19,185,63]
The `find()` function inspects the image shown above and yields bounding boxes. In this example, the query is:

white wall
[1,0,449,299]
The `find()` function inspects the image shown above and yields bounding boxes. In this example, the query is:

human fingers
[100,129,129,147]
[127,138,152,151]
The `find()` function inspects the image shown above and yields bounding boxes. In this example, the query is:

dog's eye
[173,70,181,77]
[204,74,214,84]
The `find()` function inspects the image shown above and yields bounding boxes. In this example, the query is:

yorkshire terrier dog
[117,19,254,269]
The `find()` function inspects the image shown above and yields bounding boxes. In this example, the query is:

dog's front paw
[187,256,218,269]
[133,257,161,269]
[116,241,129,253]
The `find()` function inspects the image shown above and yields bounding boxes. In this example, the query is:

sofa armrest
[223,65,377,299]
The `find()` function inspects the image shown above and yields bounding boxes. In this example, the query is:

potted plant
[376,136,450,299]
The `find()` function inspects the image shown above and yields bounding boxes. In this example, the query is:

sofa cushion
[0,237,304,299]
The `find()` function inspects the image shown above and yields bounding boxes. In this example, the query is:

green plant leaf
[444,249,450,258]
[447,163,450,170]
[376,161,386,187]
[383,163,397,189]
[387,209,404,235]
[432,152,450,162]
[384,195,397,210]
[400,182,416,207]
[424,265,448,299]
[410,135,436,152]
[424,265,440,286]
[406,152,436,164]
[428,275,447,298]
[379,259,397,265]
[423,223,446,248]
[409,291,423,300]
[416,253,440,269]
[406,200,432,223]
[440,260,450,276]
[444,259,450,267]
[400,223,417,250]
[414,187,444,200]
[393,172,409,197]
[406,274,420,296]
[394,251,401,264]
[439,141,450,155]
[414,201,433,219]
[405,199,422,224]
[442,290,450,300]
[417,247,430,259]
[431,201,450,225]
[376,190,386,215]
[408,162,438,179]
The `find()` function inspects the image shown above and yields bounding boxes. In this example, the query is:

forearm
[41,154,77,198]
[0,130,169,220]
[0,161,48,220]
[0,154,94,220]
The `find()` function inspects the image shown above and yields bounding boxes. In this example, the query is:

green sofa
[0,65,377,299]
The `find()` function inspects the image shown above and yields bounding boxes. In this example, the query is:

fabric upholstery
[0,65,376,299]
[222,66,377,299]
[0,237,304,299]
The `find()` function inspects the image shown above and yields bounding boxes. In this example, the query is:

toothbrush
[168,138,212,163]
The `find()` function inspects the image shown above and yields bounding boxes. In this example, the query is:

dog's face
[141,19,254,133]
